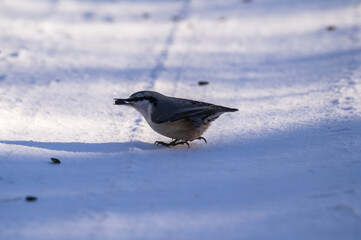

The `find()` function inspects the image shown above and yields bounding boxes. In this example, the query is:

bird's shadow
[0,140,157,153]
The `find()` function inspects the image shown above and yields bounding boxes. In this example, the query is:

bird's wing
[151,98,237,124]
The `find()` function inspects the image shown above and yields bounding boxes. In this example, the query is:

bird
[114,91,238,147]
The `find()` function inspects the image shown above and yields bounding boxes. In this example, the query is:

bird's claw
[197,137,207,144]
[189,137,207,144]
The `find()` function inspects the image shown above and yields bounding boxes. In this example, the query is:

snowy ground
[1,0,361,239]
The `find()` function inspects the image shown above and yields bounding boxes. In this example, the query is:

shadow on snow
[0,140,157,153]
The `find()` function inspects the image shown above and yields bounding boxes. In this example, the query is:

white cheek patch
[146,104,153,121]
[132,100,148,108]
[135,100,147,104]
[130,100,150,119]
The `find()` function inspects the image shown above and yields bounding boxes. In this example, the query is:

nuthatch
[114,91,238,147]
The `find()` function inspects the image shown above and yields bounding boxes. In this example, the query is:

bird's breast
[146,118,210,141]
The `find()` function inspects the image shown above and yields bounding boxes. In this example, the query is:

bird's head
[114,91,160,114]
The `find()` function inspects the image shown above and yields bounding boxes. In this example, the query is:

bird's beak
[114,98,132,105]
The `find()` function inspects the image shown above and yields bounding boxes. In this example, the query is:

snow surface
[1,0,361,239]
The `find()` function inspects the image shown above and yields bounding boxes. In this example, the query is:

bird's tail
[218,106,238,112]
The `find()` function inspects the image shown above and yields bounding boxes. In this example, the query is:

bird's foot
[155,139,190,148]
[154,141,171,147]
[191,137,207,144]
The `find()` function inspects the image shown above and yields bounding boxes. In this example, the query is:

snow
[1,0,361,239]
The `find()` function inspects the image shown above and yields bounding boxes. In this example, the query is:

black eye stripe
[130,96,157,105]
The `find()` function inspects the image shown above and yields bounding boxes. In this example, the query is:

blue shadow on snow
[0,140,157,153]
